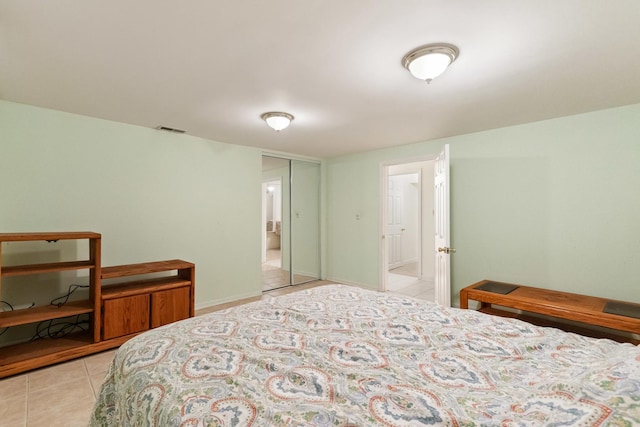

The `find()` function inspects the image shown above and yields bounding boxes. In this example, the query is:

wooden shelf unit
[0,233,196,378]
[0,232,102,378]
[0,331,134,378]
[1,260,96,277]
[461,280,640,344]
[0,301,93,328]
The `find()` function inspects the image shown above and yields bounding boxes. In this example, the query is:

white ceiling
[2,1,640,158]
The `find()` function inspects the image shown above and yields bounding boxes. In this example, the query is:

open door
[434,144,453,306]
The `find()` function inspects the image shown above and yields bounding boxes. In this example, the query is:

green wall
[326,103,640,305]
[0,100,263,308]
[3,99,639,311]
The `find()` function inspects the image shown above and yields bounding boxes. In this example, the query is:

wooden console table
[461,280,640,344]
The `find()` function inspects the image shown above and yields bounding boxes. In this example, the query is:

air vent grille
[155,126,186,134]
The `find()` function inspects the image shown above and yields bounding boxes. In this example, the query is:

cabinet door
[102,294,150,340]
[151,287,191,328]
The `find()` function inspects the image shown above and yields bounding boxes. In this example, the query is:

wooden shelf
[102,276,192,300]
[0,301,93,328]
[0,331,92,368]
[0,330,134,378]
[0,232,101,242]
[101,259,194,279]
[1,260,95,277]
[0,232,102,378]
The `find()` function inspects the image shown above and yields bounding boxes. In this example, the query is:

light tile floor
[0,349,118,427]
[0,278,432,426]
[387,272,435,301]
[387,262,435,302]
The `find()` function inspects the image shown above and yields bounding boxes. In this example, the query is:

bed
[90,284,640,426]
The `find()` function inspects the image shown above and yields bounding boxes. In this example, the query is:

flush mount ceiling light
[402,43,459,83]
[261,112,294,131]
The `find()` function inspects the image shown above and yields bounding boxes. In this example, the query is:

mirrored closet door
[261,156,320,291]
[291,159,320,285]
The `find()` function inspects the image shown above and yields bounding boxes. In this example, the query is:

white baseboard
[324,277,381,292]
[195,290,262,311]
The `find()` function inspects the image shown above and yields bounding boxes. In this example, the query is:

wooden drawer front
[103,294,150,340]
[151,287,191,328]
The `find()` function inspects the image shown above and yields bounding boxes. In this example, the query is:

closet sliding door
[262,156,291,289]
[290,160,320,285]
[261,156,320,290]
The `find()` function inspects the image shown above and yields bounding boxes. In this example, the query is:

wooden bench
[460,280,640,344]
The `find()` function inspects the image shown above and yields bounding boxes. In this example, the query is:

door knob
[437,247,456,254]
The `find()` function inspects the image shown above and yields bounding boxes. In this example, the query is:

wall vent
[155,125,186,134]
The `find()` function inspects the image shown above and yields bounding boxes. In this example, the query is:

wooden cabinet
[101,260,195,340]
[151,286,191,328]
[102,294,150,340]
[0,232,102,378]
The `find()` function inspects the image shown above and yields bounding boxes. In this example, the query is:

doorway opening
[382,159,436,302]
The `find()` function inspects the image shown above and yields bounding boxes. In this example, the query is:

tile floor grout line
[84,357,97,398]
[25,374,30,427]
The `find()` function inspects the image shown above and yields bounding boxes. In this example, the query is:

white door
[387,177,404,269]
[434,144,453,306]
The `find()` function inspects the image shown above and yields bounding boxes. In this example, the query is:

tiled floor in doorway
[387,262,435,301]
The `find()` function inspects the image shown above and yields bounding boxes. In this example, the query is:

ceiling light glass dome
[402,44,459,83]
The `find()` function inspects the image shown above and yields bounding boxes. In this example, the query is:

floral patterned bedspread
[90,284,640,426]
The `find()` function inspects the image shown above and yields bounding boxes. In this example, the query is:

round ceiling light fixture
[261,111,295,131]
[402,43,459,83]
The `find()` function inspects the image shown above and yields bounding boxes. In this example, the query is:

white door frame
[380,154,439,296]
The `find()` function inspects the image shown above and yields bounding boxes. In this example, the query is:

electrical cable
[0,300,14,338]
[31,314,89,340]
[31,284,90,341]
[50,284,89,308]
